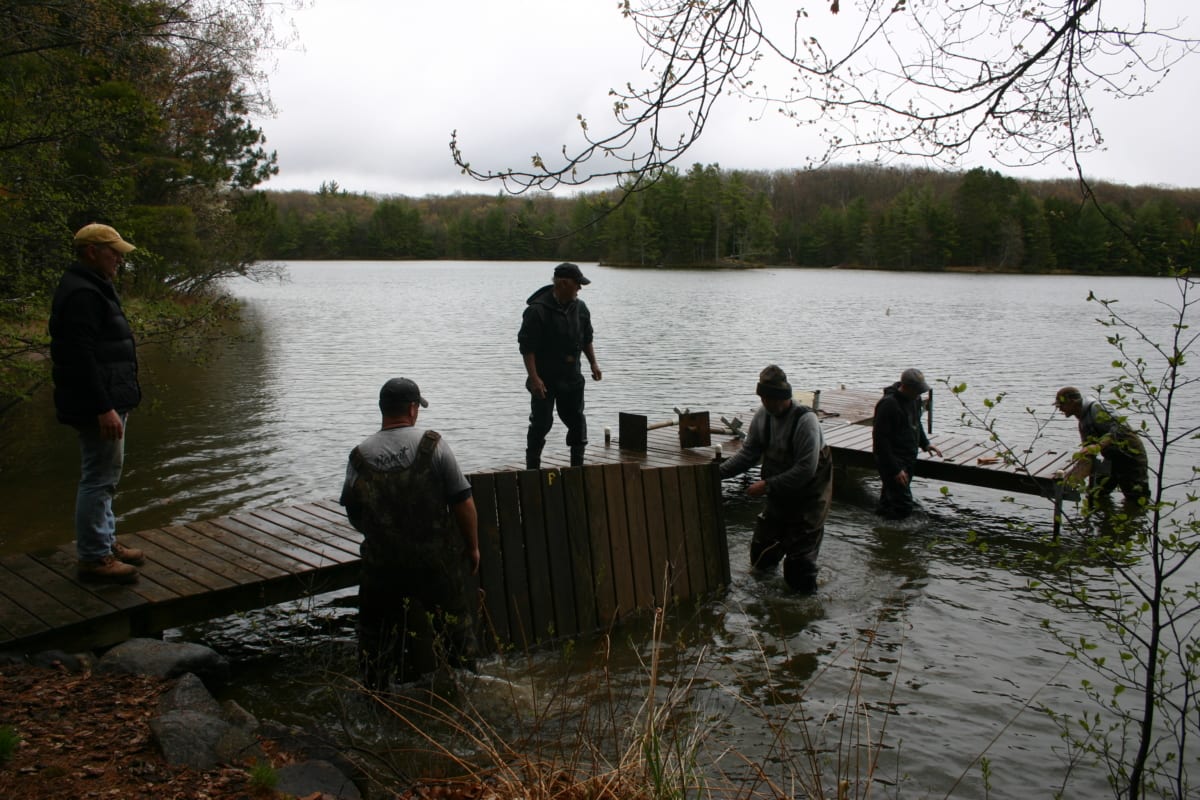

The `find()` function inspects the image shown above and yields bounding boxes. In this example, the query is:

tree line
[264,166,1200,275]
[1,0,284,409]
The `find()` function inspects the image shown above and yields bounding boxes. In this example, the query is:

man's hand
[895,470,910,487]
[527,375,547,400]
[925,444,943,457]
[465,546,480,576]
[590,363,602,381]
[98,409,124,441]
[747,479,768,498]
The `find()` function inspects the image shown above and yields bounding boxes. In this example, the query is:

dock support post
[1052,481,1065,540]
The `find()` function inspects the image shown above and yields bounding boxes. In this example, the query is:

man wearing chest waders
[1053,386,1150,507]
[718,365,834,593]
[339,378,480,687]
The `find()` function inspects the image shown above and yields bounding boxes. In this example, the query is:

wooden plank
[1020,449,1074,477]
[690,464,726,590]
[207,515,340,568]
[470,473,510,649]
[3,553,122,621]
[26,546,178,607]
[639,469,672,605]
[541,468,579,639]
[0,591,45,639]
[677,465,709,594]
[154,524,282,582]
[562,467,597,633]
[622,463,654,610]
[241,510,357,561]
[495,471,532,646]
[583,461,617,626]
[933,437,991,463]
[603,463,636,617]
[517,470,555,641]
[263,507,361,555]
[229,511,357,564]
[704,462,731,586]
[658,466,693,601]
[185,520,315,575]
[121,531,229,594]
[297,500,354,527]
[0,559,83,629]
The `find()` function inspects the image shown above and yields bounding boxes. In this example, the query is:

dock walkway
[0,387,1073,655]
[532,387,1076,500]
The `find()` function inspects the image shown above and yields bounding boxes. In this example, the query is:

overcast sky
[254,1,1200,197]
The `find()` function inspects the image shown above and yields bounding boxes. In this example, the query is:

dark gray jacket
[517,285,593,384]
[49,264,141,425]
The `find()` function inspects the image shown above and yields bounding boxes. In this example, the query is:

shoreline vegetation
[261,166,1199,276]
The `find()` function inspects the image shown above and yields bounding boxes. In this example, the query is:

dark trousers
[357,565,476,688]
[876,469,916,520]
[1091,454,1151,505]
[526,378,587,467]
[750,493,831,594]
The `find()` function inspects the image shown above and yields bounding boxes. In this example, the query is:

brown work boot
[78,555,138,584]
[112,541,145,565]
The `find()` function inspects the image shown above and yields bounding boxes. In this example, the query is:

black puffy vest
[49,264,141,423]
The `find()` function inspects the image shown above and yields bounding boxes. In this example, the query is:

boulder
[276,759,364,800]
[97,638,230,683]
[150,671,261,769]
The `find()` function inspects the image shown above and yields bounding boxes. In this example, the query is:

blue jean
[73,415,127,561]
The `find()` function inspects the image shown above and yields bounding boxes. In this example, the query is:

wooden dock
[0,387,1076,656]
[535,387,1075,501]
[0,464,727,656]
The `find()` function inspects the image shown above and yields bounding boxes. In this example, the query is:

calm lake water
[2,262,1196,797]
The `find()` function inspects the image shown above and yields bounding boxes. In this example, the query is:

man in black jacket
[872,368,942,520]
[49,223,145,583]
[518,263,602,469]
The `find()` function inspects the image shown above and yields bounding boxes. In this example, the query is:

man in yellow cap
[49,223,145,583]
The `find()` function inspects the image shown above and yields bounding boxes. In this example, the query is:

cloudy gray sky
[254,0,1200,197]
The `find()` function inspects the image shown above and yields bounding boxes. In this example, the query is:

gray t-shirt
[341,426,472,505]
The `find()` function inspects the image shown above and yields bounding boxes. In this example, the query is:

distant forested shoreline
[262,165,1199,276]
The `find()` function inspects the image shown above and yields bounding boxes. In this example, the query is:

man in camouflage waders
[340,378,480,686]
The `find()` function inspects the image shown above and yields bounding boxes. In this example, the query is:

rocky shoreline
[0,639,363,799]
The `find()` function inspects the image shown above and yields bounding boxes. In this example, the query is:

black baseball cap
[553,262,590,285]
[379,377,428,413]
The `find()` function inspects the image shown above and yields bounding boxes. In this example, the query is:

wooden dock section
[0,464,728,656]
[0,386,1075,656]
[535,386,1074,501]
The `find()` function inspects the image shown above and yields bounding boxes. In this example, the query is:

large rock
[276,759,364,800]
[151,672,262,769]
[97,638,230,683]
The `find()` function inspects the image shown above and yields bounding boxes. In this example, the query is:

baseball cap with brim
[1054,386,1082,407]
[74,223,135,254]
[553,262,590,285]
[380,377,428,412]
[900,367,930,393]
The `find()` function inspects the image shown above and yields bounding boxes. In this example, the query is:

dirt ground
[0,662,632,800]
[0,662,534,800]
[0,662,287,799]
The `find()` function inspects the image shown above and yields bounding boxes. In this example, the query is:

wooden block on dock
[619,412,648,452]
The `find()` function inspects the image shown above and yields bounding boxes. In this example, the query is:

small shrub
[247,760,279,791]
[0,725,21,764]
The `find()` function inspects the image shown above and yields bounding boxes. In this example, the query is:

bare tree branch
[451,0,1198,193]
